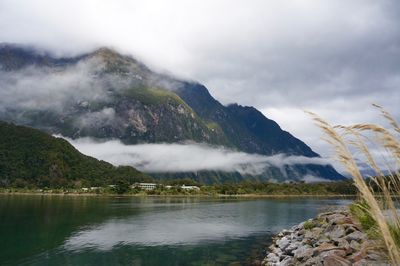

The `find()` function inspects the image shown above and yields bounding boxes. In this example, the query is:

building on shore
[181,185,200,190]
[132,183,157,190]
[131,183,200,191]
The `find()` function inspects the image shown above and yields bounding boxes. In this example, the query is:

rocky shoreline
[262,210,388,266]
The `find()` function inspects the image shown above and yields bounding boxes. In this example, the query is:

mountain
[0,44,345,182]
[0,121,151,188]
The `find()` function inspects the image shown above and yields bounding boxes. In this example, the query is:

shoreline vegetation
[0,180,357,197]
[261,106,399,265]
[275,105,400,265]
[0,190,356,198]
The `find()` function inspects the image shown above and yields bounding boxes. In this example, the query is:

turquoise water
[0,195,351,265]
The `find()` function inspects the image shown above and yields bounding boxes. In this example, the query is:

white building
[132,183,157,190]
[181,185,200,190]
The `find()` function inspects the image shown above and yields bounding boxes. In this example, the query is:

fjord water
[0,195,350,265]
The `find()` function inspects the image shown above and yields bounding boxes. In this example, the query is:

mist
[63,137,331,178]
[0,59,107,112]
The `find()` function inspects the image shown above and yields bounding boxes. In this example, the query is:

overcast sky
[0,0,399,159]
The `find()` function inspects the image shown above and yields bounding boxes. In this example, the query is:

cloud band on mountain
[63,136,331,177]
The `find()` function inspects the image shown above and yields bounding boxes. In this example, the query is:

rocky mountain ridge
[0,44,345,182]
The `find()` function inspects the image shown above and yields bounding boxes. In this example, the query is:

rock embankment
[262,210,388,266]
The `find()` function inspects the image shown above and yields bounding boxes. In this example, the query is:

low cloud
[0,58,110,113]
[63,137,331,177]
[76,107,117,128]
[301,175,332,183]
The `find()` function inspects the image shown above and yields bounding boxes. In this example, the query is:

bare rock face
[262,210,388,266]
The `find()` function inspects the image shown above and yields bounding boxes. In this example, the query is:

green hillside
[0,122,151,188]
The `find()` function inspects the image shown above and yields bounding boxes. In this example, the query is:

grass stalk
[306,108,400,264]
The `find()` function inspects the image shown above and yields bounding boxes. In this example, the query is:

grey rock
[322,254,352,266]
[349,239,361,251]
[297,222,305,229]
[344,225,356,234]
[304,228,323,240]
[297,229,306,236]
[293,245,313,261]
[330,225,345,240]
[330,215,353,225]
[304,256,323,266]
[280,256,294,266]
[266,252,279,263]
[316,235,330,245]
[277,237,290,250]
[320,248,347,258]
[285,242,300,255]
[313,242,339,255]
[336,238,350,252]
[270,247,282,255]
[282,229,293,236]
[264,210,388,266]
[345,231,366,242]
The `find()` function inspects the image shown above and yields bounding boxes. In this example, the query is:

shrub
[303,220,314,230]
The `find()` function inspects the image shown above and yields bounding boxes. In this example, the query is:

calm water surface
[0,195,351,265]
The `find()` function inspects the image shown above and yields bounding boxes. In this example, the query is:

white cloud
[0,58,110,113]
[77,108,117,128]
[301,175,332,183]
[63,137,330,176]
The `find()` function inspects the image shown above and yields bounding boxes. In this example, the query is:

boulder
[277,237,290,250]
[322,254,352,266]
[336,239,352,255]
[280,256,294,266]
[330,225,346,241]
[285,242,301,255]
[282,229,293,236]
[293,245,313,261]
[332,216,353,225]
[314,243,340,255]
[344,225,356,234]
[349,248,367,263]
[304,228,322,240]
[345,231,366,243]
[349,239,361,251]
[320,248,347,258]
[316,235,330,245]
[266,252,279,263]
[352,259,369,266]
[303,256,323,266]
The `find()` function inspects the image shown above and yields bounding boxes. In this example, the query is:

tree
[115,179,130,194]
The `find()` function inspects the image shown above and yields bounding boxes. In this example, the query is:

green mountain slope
[0,122,150,188]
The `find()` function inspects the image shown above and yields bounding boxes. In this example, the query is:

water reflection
[63,198,350,251]
[64,205,255,250]
[0,195,351,265]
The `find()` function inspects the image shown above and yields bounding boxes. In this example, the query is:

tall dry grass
[306,105,400,264]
